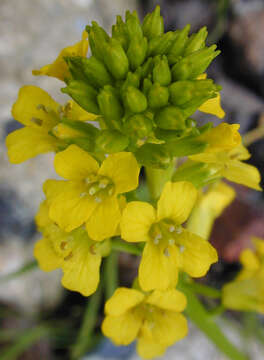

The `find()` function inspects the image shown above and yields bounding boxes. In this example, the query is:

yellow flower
[102,286,188,359]
[32,31,88,81]
[46,145,140,240]
[222,237,264,313]
[6,86,96,164]
[121,181,218,291]
[190,143,262,191]
[187,182,235,240]
[197,73,225,119]
[34,199,110,296]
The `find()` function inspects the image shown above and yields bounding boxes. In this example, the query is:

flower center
[79,174,115,203]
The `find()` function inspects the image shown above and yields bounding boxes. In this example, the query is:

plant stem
[111,238,142,256]
[0,260,38,283]
[71,283,103,360]
[243,126,264,147]
[104,251,119,300]
[188,281,221,299]
[145,160,176,200]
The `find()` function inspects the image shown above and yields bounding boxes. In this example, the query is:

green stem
[0,326,48,360]
[104,251,119,299]
[111,238,142,256]
[0,260,38,283]
[243,126,264,147]
[145,160,175,200]
[71,283,103,360]
[179,282,248,360]
[188,281,221,299]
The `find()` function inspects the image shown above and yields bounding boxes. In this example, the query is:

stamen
[80,192,87,198]
[89,244,97,255]
[99,182,107,189]
[95,196,102,203]
[31,117,43,126]
[154,233,162,244]
[89,187,96,195]
[164,248,170,257]
[175,226,182,234]
[60,241,67,250]
[85,177,92,184]
[179,245,185,253]
[64,252,73,261]
[169,225,175,232]
[148,321,155,330]
[108,188,114,196]
[168,238,175,246]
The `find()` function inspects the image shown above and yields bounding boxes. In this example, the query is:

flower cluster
[6,6,262,359]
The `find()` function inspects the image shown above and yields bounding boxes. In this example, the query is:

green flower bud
[153,55,171,86]
[65,56,113,88]
[147,31,178,56]
[142,6,164,39]
[97,85,123,129]
[169,79,219,108]
[61,118,99,139]
[127,36,148,71]
[95,130,129,153]
[125,10,143,40]
[183,26,207,56]
[112,15,129,51]
[123,113,153,138]
[86,21,110,60]
[135,143,171,169]
[142,78,153,96]
[171,45,220,80]
[138,57,154,78]
[104,38,129,80]
[168,24,190,64]
[61,80,99,115]
[164,134,207,157]
[154,128,183,141]
[154,106,186,130]
[148,83,169,109]
[122,72,141,92]
[124,86,148,113]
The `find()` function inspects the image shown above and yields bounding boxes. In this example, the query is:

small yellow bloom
[222,237,264,313]
[102,286,188,359]
[187,182,235,240]
[197,74,225,119]
[34,200,110,296]
[121,181,218,291]
[47,145,140,240]
[190,143,262,191]
[32,31,88,81]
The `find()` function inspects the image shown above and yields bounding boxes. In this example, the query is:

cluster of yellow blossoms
[6,6,263,359]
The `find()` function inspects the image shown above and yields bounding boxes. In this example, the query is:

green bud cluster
[62,6,221,168]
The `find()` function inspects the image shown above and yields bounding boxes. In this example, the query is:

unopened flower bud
[154,106,186,130]
[142,5,164,39]
[183,26,208,56]
[95,130,129,153]
[124,86,148,113]
[97,86,123,129]
[104,38,129,80]
[148,83,169,109]
[123,113,153,138]
[127,36,148,71]
[153,55,171,86]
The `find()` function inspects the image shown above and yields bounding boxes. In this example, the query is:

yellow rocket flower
[6,86,97,163]
[102,286,188,359]
[222,237,264,313]
[187,182,236,240]
[34,199,110,296]
[46,145,140,240]
[121,181,218,291]
[32,31,88,81]
[190,143,261,191]
[198,74,225,119]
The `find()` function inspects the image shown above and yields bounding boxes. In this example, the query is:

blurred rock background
[0,0,264,359]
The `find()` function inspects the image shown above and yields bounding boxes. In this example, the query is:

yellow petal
[198,123,241,153]
[139,242,179,291]
[223,160,262,191]
[105,288,145,316]
[177,230,218,277]
[54,145,99,180]
[229,144,251,161]
[64,100,98,121]
[99,152,140,194]
[252,237,264,257]
[137,336,166,359]
[146,289,186,312]
[199,92,225,119]
[157,181,197,224]
[6,127,58,164]
[121,202,156,243]
[49,181,97,232]
[35,200,52,230]
[61,236,101,296]
[239,249,260,275]
[102,311,142,346]
[11,85,59,128]
[34,237,61,271]
[86,197,121,241]
[32,31,89,81]
[43,179,69,200]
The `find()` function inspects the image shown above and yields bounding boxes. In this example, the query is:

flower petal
[61,236,101,296]
[137,336,166,360]
[99,152,140,194]
[54,145,99,180]
[43,179,69,200]
[6,127,57,163]
[121,202,156,243]
[11,85,59,128]
[157,181,197,224]
[34,237,61,271]
[105,288,145,316]
[177,230,218,277]
[199,93,225,119]
[146,289,187,312]
[86,197,121,241]
[49,181,97,232]
[223,160,262,191]
[65,100,98,121]
[102,311,142,346]
[139,242,179,291]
